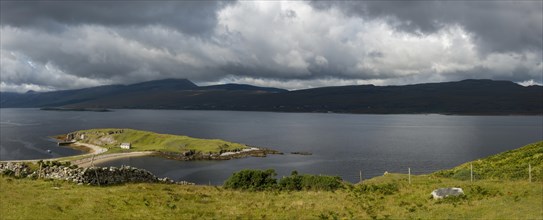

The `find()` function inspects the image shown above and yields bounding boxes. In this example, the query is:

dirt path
[0,142,141,166]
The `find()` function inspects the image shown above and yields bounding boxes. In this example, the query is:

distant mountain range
[1,79,542,115]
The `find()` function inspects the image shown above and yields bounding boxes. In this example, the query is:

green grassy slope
[435,141,543,181]
[65,128,248,154]
[1,174,541,219]
[2,141,542,219]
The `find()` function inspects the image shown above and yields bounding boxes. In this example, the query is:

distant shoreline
[40,107,111,112]
[3,79,542,115]
[3,107,542,116]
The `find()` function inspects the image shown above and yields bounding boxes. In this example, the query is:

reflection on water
[1,108,541,184]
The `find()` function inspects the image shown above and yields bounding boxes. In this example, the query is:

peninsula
[51,128,279,167]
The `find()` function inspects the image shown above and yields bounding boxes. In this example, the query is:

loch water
[1,108,541,184]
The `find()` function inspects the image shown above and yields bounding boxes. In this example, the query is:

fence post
[470,163,473,183]
[91,155,100,186]
[408,168,411,184]
[38,162,42,179]
[529,164,532,183]
[359,170,362,182]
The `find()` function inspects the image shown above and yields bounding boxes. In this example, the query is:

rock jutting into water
[156,147,283,161]
[290,151,312,155]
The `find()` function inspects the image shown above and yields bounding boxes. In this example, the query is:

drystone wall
[0,162,193,186]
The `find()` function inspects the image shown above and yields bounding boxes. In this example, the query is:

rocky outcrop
[431,187,464,199]
[0,162,194,186]
[64,129,124,142]
[157,148,283,161]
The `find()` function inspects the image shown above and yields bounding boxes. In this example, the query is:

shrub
[451,169,474,181]
[467,185,502,199]
[225,169,344,191]
[278,171,343,191]
[223,169,277,190]
[357,182,399,195]
[435,194,467,206]
[1,169,15,177]
[300,175,343,191]
[278,171,302,191]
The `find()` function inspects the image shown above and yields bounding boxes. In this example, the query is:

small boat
[47,149,52,153]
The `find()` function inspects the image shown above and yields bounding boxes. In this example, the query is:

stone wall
[0,162,32,177]
[0,162,193,186]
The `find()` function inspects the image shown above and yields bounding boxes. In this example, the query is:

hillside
[1,140,542,219]
[0,78,287,108]
[434,141,543,181]
[2,79,542,115]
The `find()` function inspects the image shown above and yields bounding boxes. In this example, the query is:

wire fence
[355,163,540,183]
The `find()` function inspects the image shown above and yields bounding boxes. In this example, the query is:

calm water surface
[1,108,541,184]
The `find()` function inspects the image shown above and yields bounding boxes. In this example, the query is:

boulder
[431,187,464,199]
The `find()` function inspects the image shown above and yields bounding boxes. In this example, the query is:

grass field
[64,128,248,154]
[2,140,542,219]
[1,174,541,219]
[435,141,543,181]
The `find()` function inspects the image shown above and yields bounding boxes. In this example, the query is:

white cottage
[120,143,131,149]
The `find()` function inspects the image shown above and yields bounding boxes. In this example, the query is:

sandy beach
[0,142,153,167]
[0,142,105,164]
[72,142,108,155]
[72,151,154,168]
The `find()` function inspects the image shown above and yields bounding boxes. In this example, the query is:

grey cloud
[311,1,543,54]
[281,9,297,19]
[0,1,232,35]
[367,51,384,59]
[1,1,541,92]
[1,26,224,90]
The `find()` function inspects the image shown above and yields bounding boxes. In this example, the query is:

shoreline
[3,107,543,116]
[71,142,108,155]
[72,151,155,168]
[0,141,279,166]
[2,129,282,167]
[0,142,109,164]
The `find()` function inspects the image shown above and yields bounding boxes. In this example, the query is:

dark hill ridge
[0,79,285,108]
[200,83,287,93]
[126,78,198,91]
[1,79,541,115]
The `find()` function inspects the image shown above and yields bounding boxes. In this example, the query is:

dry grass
[1,174,541,219]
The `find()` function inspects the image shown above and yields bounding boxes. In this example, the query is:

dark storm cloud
[0,1,541,92]
[0,1,231,35]
[311,1,543,54]
[0,1,234,92]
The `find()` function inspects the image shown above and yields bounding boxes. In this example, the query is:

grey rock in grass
[431,187,464,199]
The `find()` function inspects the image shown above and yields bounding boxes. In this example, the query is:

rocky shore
[0,162,193,186]
[156,148,283,161]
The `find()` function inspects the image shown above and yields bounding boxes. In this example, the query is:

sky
[1,1,542,92]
